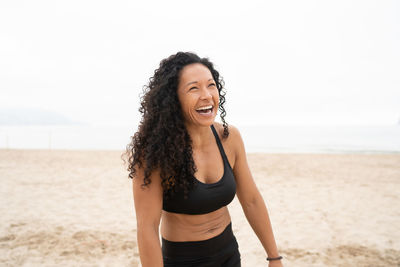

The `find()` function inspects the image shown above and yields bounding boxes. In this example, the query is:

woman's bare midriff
[160,206,231,242]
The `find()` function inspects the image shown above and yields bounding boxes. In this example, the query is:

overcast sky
[0,0,399,127]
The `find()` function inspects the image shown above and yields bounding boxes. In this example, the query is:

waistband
[162,222,235,259]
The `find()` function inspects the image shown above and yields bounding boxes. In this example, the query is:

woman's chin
[184,116,216,127]
[196,113,217,124]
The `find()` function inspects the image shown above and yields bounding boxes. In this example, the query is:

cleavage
[193,149,224,184]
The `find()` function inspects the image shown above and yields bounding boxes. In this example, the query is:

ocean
[0,124,399,154]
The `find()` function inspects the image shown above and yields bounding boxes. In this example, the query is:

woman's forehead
[179,63,213,83]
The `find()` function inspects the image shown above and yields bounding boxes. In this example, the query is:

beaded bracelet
[266,255,283,261]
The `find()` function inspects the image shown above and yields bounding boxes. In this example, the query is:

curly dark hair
[123,51,229,200]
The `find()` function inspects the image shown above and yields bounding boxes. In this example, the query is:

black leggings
[162,222,241,267]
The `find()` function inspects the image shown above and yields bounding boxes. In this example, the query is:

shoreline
[1,147,400,155]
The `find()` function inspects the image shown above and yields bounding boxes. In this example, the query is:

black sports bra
[162,124,236,215]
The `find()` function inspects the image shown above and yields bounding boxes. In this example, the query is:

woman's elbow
[239,190,264,211]
[137,222,160,239]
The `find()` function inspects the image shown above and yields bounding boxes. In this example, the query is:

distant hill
[0,108,81,125]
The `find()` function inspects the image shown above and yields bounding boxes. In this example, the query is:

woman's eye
[189,84,215,90]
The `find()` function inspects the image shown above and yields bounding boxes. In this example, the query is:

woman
[125,52,283,267]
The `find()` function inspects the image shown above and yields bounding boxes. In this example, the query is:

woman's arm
[229,125,283,266]
[132,164,164,267]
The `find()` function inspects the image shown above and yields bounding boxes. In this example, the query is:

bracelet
[266,255,283,261]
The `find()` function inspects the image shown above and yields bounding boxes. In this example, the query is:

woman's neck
[185,123,214,150]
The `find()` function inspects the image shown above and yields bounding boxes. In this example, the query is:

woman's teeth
[196,105,213,111]
[196,106,213,114]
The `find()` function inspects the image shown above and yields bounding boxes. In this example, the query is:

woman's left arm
[229,125,283,266]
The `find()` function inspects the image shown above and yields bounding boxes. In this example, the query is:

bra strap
[210,124,231,168]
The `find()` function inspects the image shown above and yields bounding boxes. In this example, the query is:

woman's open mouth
[195,105,213,115]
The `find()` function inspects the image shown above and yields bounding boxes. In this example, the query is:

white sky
[0,0,399,126]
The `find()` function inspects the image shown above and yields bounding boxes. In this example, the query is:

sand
[0,149,399,266]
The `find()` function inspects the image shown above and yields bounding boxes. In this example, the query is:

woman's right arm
[132,165,164,267]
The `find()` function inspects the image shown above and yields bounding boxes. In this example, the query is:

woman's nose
[199,87,212,99]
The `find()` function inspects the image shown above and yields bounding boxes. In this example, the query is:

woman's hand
[268,260,283,267]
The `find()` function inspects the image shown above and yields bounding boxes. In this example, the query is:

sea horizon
[0,124,399,154]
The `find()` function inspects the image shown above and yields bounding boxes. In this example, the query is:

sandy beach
[0,149,399,266]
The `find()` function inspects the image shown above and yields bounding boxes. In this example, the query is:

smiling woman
[123,52,283,267]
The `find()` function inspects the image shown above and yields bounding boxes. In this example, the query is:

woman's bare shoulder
[213,122,241,141]
[212,122,244,159]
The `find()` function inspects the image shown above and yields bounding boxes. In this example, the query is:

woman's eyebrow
[185,79,214,87]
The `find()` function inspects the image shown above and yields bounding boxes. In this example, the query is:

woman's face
[177,63,219,127]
